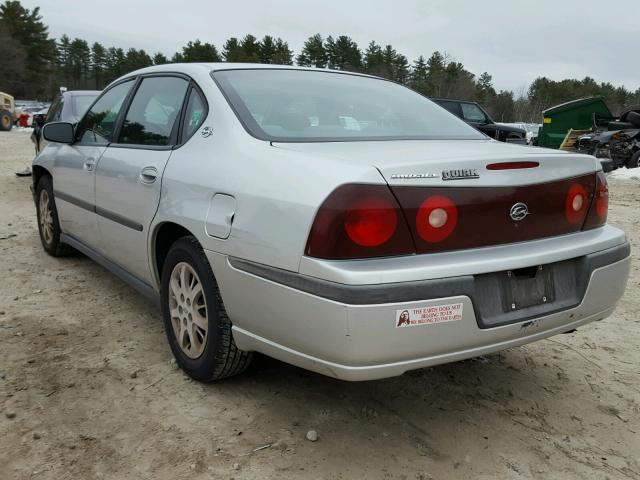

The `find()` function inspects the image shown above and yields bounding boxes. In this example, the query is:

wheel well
[32,165,50,192]
[154,222,194,279]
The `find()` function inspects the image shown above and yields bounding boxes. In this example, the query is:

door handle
[84,158,96,172]
[139,166,158,184]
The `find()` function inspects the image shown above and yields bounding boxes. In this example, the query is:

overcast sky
[22,0,640,94]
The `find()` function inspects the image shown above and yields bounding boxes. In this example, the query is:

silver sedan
[32,64,630,381]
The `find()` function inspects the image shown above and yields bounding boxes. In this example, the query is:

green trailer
[537,97,615,149]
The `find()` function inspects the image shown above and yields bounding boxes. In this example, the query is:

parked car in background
[31,90,100,154]
[431,98,527,143]
[501,122,542,145]
[33,64,629,382]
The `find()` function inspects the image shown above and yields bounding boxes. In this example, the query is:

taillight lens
[583,171,608,230]
[305,184,415,259]
[565,183,588,224]
[415,195,458,243]
[344,196,398,247]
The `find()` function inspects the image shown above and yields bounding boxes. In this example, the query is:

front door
[94,75,190,284]
[54,80,135,248]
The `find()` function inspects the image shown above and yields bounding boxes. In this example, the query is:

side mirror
[42,122,74,144]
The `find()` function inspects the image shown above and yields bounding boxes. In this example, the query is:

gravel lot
[1,129,639,480]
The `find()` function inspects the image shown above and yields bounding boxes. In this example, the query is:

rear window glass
[213,69,484,142]
[71,95,97,119]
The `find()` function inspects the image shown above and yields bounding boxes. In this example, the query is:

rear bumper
[207,232,630,381]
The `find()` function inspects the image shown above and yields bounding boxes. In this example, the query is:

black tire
[35,175,75,256]
[0,110,12,131]
[626,150,640,169]
[160,236,252,381]
[625,111,640,128]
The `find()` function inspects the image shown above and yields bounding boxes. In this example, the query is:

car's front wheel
[160,236,252,381]
[35,175,74,256]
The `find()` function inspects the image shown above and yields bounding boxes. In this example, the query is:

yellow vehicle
[0,92,17,131]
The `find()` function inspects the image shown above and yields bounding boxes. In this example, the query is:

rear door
[94,75,190,283]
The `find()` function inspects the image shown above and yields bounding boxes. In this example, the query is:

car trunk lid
[274,140,603,255]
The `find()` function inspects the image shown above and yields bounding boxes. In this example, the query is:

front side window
[76,80,134,145]
[181,88,207,141]
[118,76,189,146]
[213,69,484,142]
[461,103,488,123]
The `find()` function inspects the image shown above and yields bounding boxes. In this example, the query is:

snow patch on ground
[608,167,640,181]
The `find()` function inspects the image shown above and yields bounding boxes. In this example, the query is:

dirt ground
[0,129,638,480]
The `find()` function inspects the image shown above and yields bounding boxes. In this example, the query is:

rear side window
[76,80,134,145]
[181,88,207,141]
[119,76,189,146]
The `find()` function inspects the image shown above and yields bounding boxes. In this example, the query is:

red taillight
[344,197,398,247]
[415,195,458,243]
[305,184,415,260]
[583,171,608,230]
[565,183,588,224]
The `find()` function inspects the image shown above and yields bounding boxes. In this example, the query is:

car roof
[62,90,101,98]
[116,62,380,83]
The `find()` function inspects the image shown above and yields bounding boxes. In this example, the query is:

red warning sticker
[395,303,464,328]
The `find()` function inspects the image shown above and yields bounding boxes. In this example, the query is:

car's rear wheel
[0,110,12,131]
[160,236,252,381]
[35,175,75,256]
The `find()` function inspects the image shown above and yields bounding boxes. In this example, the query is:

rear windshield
[71,94,97,119]
[213,69,485,142]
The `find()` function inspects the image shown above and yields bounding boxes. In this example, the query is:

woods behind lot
[2,0,640,122]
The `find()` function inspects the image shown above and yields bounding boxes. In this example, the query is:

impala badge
[390,173,438,179]
[510,202,529,221]
[201,126,213,138]
[442,169,479,180]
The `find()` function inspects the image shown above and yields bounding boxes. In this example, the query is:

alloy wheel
[168,262,208,359]
[39,190,54,245]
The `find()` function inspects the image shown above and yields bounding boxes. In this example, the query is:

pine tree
[238,34,260,62]
[222,37,242,62]
[409,55,428,94]
[296,34,327,68]
[104,47,125,83]
[325,35,361,72]
[153,52,168,65]
[68,38,90,88]
[364,41,385,77]
[0,23,26,94]
[122,48,152,73]
[57,34,72,87]
[426,51,447,96]
[91,42,106,89]
[0,0,56,96]
[272,38,293,65]
[475,71,496,103]
[259,35,276,63]
[176,40,221,62]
